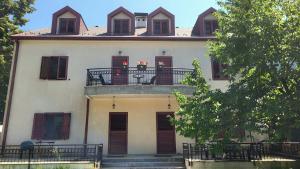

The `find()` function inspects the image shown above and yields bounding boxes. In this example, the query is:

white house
[2,6,229,155]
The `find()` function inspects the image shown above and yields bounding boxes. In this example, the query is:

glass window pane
[44,114,63,139]
[154,21,161,34]
[205,21,212,35]
[110,114,126,131]
[121,20,129,33]
[59,19,67,33]
[114,20,121,33]
[161,21,169,34]
[58,57,67,79]
[48,57,59,79]
[67,20,75,33]
[158,114,173,130]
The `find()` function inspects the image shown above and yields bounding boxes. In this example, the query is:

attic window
[114,19,129,34]
[153,20,169,35]
[204,20,218,35]
[59,18,76,34]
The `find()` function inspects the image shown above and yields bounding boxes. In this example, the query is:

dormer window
[51,6,88,35]
[108,7,135,35]
[59,18,76,34]
[204,20,218,35]
[153,20,169,35]
[114,19,129,34]
[147,7,175,36]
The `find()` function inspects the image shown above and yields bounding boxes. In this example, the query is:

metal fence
[183,142,300,166]
[86,67,194,86]
[0,144,103,164]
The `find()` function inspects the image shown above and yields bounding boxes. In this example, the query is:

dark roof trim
[11,35,215,41]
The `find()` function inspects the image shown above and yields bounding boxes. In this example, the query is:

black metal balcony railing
[86,67,194,86]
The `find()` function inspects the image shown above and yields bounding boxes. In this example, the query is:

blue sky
[22,0,218,31]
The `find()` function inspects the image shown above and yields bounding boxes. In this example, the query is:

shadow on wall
[186,161,300,169]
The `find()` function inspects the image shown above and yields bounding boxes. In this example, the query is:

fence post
[95,145,103,169]
[189,144,193,166]
[27,150,32,169]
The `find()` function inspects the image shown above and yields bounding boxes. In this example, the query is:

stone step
[102,167,185,169]
[102,161,184,168]
[102,157,183,163]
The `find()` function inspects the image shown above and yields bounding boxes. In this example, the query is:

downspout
[83,98,90,144]
[1,40,20,147]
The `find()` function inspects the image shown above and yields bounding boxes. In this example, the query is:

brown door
[109,112,127,154]
[155,56,173,85]
[112,56,128,85]
[157,112,176,154]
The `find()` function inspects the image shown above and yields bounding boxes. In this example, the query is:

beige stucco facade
[4,40,229,154]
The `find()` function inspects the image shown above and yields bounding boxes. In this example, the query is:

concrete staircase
[101,155,185,169]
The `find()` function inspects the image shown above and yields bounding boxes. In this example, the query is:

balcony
[85,67,195,96]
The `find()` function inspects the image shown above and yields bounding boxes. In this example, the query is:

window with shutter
[59,18,76,34]
[114,19,129,34]
[31,113,71,140]
[39,56,68,80]
[204,20,218,35]
[31,113,46,140]
[211,58,229,80]
[153,20,169,35]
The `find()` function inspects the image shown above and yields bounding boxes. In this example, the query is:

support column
[84,98,90,144]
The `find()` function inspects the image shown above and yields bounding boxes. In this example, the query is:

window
[211,58,229,80]
[114,19,129,34]
[59,18,76,34]
[153,20,169,35]
[204,20,218,35]
[32,113,71,140]
[40,56,68,80]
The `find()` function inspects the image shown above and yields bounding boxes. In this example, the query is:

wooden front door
[109,112,127,154]
[112,56,128,85]
[155,56,173,85]
[157,112,176,154]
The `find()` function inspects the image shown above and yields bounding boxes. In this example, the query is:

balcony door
[157,112,176,154]
[109,112,128,154]
[155,56,173,85]
[112,56,128,85]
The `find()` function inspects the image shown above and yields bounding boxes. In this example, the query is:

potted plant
[137,60,147,71]
[157,61,165,71]
[122,61,128,71]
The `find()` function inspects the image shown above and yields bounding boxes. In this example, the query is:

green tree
[0,0,35,122]
[210,0,300,141]
[172,60,221,144]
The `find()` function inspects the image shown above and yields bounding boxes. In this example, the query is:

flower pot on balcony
[122,65,128,71]
[137,64,147,71]
[157,65,164,71]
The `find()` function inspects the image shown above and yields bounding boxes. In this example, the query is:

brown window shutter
[57,56,68,79]
[40,57,49,79]
[31,113,45,139]
[61,113,71,139]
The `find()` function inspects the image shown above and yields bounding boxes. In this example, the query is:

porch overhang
[84,85,195,96]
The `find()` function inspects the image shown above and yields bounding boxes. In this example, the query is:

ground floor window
[31,113,71,140]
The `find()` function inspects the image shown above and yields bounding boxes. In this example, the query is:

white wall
[6,40,229,147]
